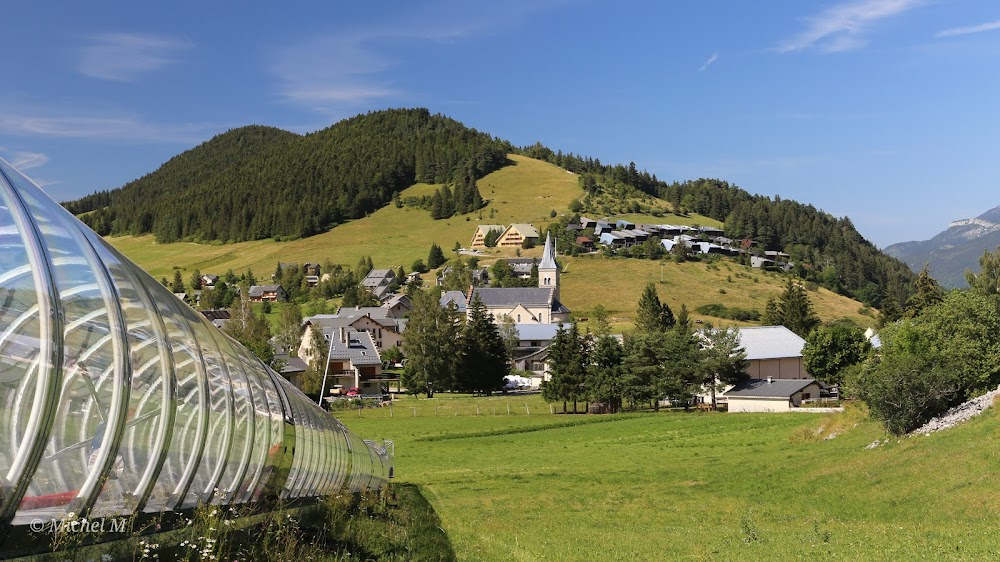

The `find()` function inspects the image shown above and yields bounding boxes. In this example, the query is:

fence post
[476,404,480,416]
[435,406,438,416]
[389,403,393,418]
[413,407,416,417]
[525,403,530,415]
[550,404,554,415]
[507,404,511,415]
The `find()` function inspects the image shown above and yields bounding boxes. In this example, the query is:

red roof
[576,236,593,244]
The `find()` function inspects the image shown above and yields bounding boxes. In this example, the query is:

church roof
[472,287,555,307]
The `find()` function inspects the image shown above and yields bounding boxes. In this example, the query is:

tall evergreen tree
[905,265,944,317]
[700,327,749,409]
[460,295,509,395]
[543,324,588,412]
[402,287,462,397]
[171,270,185,293]
[428,242,446,269]
[635,282,675,333]
[765,279,820,337]
[587,334,624,412]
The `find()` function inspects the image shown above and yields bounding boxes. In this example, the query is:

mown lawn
[343,397,1000,560]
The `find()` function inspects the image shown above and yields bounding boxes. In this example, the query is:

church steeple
[538,233,559,300]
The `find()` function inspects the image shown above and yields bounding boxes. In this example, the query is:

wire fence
[329,394,571,419]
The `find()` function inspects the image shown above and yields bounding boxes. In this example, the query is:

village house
[199,309,231,330]
[302,304,408,352]
[300,326,384,398]
[362,268,397,301]
[615,219,635,230]
[580,217,598,229]
[200,273,219,288]
[304,263,322,276]
[576,236,594,250]
[594,220,613,235]
[471,224,505,249]
[723,378,821,413]
[738,326,809,379]
[496,223,540,247]
[247,284,287,302]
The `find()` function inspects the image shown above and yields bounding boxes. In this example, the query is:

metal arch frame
[109,246,179,512]
[0,170,64,532]
[69,218,133,519]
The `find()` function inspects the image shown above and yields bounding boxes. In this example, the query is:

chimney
[339,326,348,344]
[767,376,773,384]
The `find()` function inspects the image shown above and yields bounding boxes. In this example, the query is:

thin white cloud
[699,52,719,72]
[777,0,922,53]
[270,1,567,113]
[9,151,49,170]
[78,33,193,82]
[0,106,221,144]
[936,20,1000,38]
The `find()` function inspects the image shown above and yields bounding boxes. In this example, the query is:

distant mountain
[884,205,1000,288]
[64,108,512,243]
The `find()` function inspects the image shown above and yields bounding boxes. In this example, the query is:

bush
[695,303,760,322]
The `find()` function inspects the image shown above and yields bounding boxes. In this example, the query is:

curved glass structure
[0,157,392,532]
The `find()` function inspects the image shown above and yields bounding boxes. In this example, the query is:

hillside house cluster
[566,216,790,268]
[362,268,398,301]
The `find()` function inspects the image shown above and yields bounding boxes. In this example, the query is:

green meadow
[343,394,1000,561]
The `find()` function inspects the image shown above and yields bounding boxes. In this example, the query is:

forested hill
[65,109,512,243]
[519,143,916,309]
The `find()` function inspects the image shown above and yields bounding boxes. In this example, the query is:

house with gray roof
[737,326,808,379]
[247,284,287,302]
[723,378,820,413]
[313,327,383,396]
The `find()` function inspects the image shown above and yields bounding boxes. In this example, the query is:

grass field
[558,254,874,331]
[343,395,1000,561]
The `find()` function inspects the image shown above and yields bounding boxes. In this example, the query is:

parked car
[346,387,361,397]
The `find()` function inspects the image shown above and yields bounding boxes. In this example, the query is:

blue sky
[2,0,1000,247]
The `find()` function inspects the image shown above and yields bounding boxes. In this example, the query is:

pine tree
[428,243,446,269]
[430,189,444,219]
[700,327,749,409]
[172,270,185,293]
[402,287,462,397]
[587,334,624,412]
[461,295,509,395]
[905,265,943,317]
[635,282,674,333]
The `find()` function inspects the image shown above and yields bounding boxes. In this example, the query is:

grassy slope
[344,395,1000,561]
[109,154,871,328]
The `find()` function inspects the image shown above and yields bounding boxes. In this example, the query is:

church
[468,233,570,325]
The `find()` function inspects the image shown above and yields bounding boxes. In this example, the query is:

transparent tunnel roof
[0,157,391,531]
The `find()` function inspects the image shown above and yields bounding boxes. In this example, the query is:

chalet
[200,273,219,288]
[723,378,821,413]
[304,326,383,396]
[496,223,539,247]
[247,284,287,302]
[199,309,231,330]
[362,269,397,301]
[626,229,650,242]
[382,294,412,318]
[750,256,775,269]
[514,347,551,386]
[580,217,598,229]
[405,272,422,284]
[304,263,322,276]
[305,275,320,288]
[273,348,309,390]
[565,223,584,233]
[302,306,407,351]
[659,224,689,237]
[764,250,790,264]
[513,322,562,352]
[594,220,613,235]
[502,258,536,279]
[576,236,594,250]
[437,266,490,286]
[471,224,505,249]
[615,219,635,230]
[440,290,469,313]
[638,224,664,236]
[738,326,808,379]
[699,226,725,238]
[599,232,626,247]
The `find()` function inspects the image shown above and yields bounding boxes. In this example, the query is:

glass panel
[9,182,127,524]
[234,350,271,504]
[0,182,48,518]
[85,235,171,518]
[143,296,207,512]
[181,321,233,508]
[212,335,253,504]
